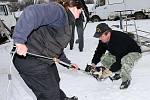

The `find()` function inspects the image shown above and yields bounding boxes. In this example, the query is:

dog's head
[85,64,106,72]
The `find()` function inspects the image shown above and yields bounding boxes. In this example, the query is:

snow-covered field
[0,19,150,100]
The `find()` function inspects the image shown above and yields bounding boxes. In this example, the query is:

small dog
[85,64,106,80]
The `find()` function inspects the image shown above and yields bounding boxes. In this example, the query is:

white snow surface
[0,19,150,100]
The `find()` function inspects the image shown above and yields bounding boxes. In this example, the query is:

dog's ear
[85,64,92,72]
[96,66,106,71]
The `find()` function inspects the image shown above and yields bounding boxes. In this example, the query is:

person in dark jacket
[91,23,141,89]
[68,0,89,52]
[12,1,82,100]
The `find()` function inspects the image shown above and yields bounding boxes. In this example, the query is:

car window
[0,5,7,15]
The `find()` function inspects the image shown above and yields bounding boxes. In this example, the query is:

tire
[91,16,101,22]
[134,12,145,19]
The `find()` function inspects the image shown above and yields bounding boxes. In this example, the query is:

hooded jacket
[92,30,141,72]
[13,2,71,64]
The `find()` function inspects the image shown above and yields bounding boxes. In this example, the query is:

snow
[0,19,150,100]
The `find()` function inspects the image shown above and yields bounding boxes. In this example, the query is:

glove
[100,68,113,79]
[85,64,96,74]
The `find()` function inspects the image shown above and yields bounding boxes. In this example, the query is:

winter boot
[111,74,121,80]
[75,39,79,44]
[70,46,73,50]
[64,96,78,100]
[120,80,131,89]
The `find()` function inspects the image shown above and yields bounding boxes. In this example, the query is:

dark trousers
[76,18,84,51]
[13,54,66,100]
[69,23,75,50]
[69,13,84,51]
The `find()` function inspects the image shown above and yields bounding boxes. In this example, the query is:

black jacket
[66,10,75,25]
[26,25,71,65]
[92,30,141,72]
[78,0,89,21]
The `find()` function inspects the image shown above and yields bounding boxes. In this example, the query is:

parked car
[0,2,16,32]
[89,0,150,22]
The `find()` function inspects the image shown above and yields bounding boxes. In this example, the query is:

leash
[27,52,53,60]
[11,51,85,72]
[27,52,113,82]
[27,52,85,71]
[15,52,113,82]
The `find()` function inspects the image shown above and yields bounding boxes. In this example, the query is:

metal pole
[119,12,123,29]
[6,50,16,100]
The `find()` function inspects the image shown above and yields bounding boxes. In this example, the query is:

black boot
[70,46,73,50]
[79,49,83,52]
[64,96,78,100]
[120,80,131,89]
[75,39,79,44]
[111,74,121,80]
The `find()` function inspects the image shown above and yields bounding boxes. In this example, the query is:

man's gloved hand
[90,63,97,74]
[101,68,113,79]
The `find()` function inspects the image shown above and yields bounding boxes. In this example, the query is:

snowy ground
[0,19,150,100]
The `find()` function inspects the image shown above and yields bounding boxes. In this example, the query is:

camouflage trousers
[101,52,142,82]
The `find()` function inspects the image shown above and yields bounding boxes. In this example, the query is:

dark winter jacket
[66,9,76,37]
[13,2,70,45]
[92,30,141,72]
[13,2,71,65]
[78,0,89,21]
[76,12,85,22]
[66,10,75,25]
[26,26,71,63]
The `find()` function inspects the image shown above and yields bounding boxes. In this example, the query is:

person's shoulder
[48,2,64,8]
[112,30,132,39]
[112,30,123,33]
[29,2,62,8]
[46,2,65,11]
[112,30,126,35]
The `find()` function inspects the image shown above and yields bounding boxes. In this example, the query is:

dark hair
[59,0,82,10]
[103,31,111,35]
